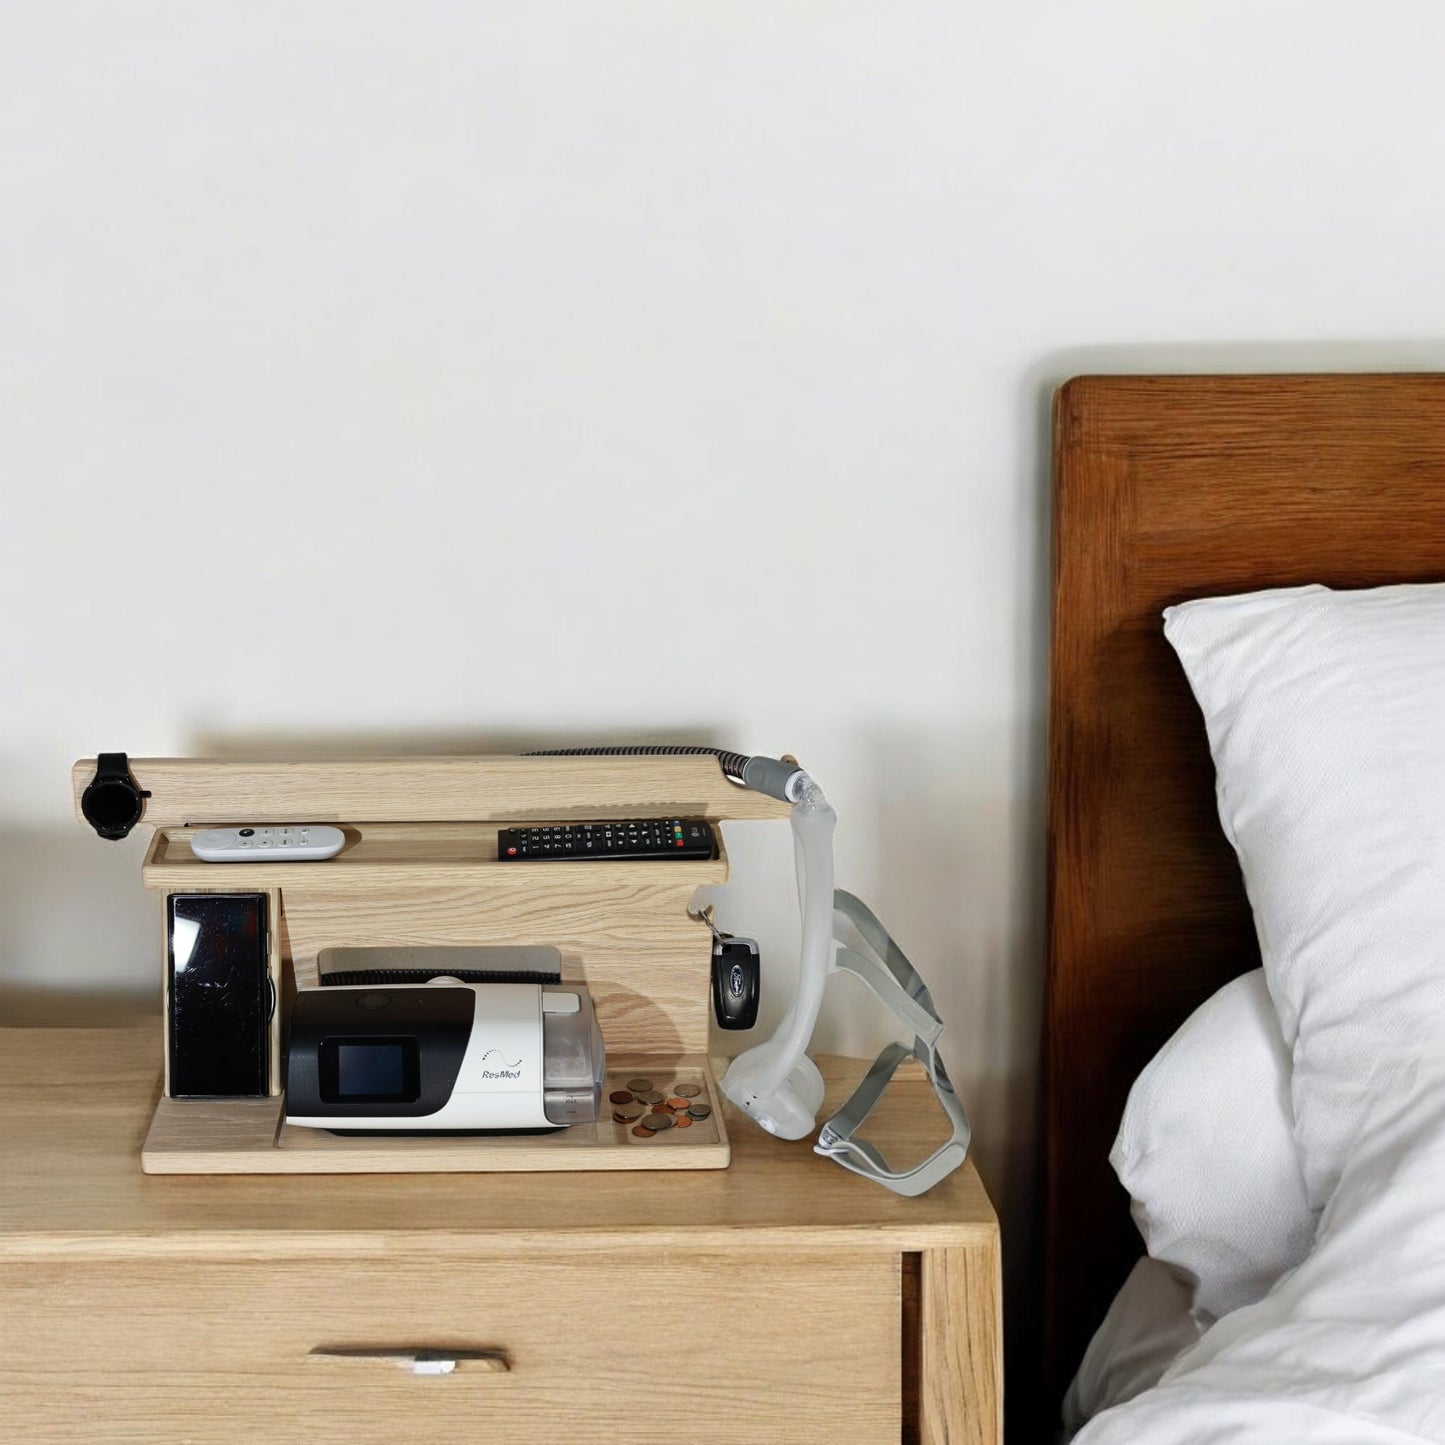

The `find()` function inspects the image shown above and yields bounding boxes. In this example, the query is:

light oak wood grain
[142,820,731,892]
[72,753,794,826]
[921,1244,1003,1445]
[277,883,714,1054]
[145,819,724,1054]
[0,1024,998,1258]
[0,1023,1001,1442]
[0,1254,899,1444]
[142,1060,729,1173]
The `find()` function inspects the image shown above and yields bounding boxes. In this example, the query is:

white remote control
[190,825,346,862]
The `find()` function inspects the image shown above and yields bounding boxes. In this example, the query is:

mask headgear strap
[813,889,971,1196]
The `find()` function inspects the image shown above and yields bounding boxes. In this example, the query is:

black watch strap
[95,752,131,781]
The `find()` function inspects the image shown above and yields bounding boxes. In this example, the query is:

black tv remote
[497,819,715,861]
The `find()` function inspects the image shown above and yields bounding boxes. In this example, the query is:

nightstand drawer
[1,1253,901,1444]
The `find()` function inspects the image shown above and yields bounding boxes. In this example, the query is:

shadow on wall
[184,724,729,760]
[849,714,1048,1443]
[856,723,1024,1244]
[0,823,157,1007]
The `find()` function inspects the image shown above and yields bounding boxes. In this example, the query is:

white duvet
[1078,585,1445,1443]
[1077,1117,1445,1443]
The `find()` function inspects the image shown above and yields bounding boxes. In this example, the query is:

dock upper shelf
[142,821,730,892]
[73,754,794,829]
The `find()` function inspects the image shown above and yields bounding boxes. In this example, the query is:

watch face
[83,778,142,834]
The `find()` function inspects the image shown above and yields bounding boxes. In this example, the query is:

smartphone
[167,893,270,1098]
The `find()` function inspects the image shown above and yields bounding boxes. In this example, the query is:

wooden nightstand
[0,1022,1001,1444]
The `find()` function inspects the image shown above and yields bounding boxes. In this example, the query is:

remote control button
[239,828,254,837]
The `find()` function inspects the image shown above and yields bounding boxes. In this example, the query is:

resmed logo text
[478,1047,523,1080]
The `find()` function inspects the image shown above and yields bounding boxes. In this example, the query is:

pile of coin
[609,1077,713,1138]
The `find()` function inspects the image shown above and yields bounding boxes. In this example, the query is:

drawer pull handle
[308,1347,511,1376]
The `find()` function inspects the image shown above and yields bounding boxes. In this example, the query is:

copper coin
[614,1104,644,1122]
[638,1090,665,1105]
[626,1077,654,1093]
[674,1084,702,1099]
[631,1124,653,1138]
[687,1104,712,1120]
[666,1097,689,1110]
[609,1090,634,1105]
[673,1114,693,1129]
[642,1112,674,1131]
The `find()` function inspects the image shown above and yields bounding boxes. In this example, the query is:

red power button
[506,846,517,855]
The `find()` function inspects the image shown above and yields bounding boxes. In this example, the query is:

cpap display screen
[340,1043,403,1096]
[319,1037,420,1104]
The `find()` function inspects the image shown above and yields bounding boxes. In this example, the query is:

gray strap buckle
[813,890,971,1196]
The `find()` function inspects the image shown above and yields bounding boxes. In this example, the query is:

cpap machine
[285,963,604,1133]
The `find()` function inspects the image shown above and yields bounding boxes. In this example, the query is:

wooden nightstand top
[0,1022,997,1260]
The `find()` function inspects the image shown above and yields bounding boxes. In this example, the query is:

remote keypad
[497,819,714,861]
[191,825,346,862]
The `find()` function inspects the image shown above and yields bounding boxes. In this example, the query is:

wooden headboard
[1042,373,1445,1406]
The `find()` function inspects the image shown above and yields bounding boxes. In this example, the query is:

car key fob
[712,936,761,1030]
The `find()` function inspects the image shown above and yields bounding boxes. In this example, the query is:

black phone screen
[167,893,270,1098]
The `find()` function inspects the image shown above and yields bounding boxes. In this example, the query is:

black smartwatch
[80,752,151,840]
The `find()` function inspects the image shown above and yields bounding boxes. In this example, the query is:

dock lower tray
[141,1057,728,1174]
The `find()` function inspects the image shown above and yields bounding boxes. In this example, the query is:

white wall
[7,0,1445,1275]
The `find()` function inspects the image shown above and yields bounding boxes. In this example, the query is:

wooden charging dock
[71,753,792,1175]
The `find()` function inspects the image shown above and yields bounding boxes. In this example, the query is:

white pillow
[1074,582,1445,1444]
[1164,582,1445,1209]
[1111,969,1316,1324]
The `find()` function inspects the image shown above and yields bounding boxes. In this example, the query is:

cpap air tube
[720,775,836,1140]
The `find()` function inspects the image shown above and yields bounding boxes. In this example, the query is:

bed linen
[1061,1258,1201,1439]
[1076,1136,1445,1443]
[1077,583,1445,1443]
[1112,968,1314,1324]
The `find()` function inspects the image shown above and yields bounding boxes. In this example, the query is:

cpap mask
[531,746,970,1196]
[711,764,970,1197]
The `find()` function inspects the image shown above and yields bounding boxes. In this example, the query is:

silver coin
[638,1089,665,1105]
[626,1077,654,1093]
[642,1112,674,1131]
[613,1103,644,1122]
[673,1083,702,1099]
[687,1104,712,1120]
